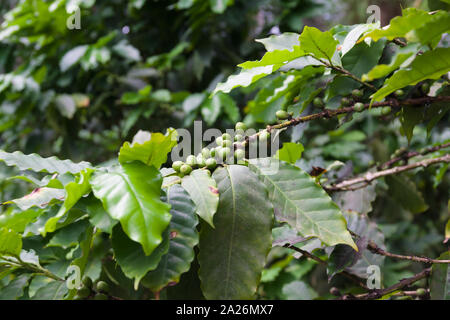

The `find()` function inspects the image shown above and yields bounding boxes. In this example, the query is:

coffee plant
[0,6,449,300]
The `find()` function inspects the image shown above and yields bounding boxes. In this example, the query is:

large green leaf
[386,174,429,214]
[90,162,171,256]
[181,169,219,227]
[405,11,450,47]
[333,182,377,215]
[142,184,199,292]
[275,142,304,164]
[249,158,357,250]
[118,128,177,169]
[44,168,93,234]
[0,209,42,233]
[5,187,65,211]
[198,165,273,299]
[30,280,68,300]
[371,48,450,102]
[361,8,433,42]
[112,225,169,289]
[213,65,277,94]
[0,150,92,174]
[430,252,450,300]
[0,228,22,256]
[362,44,418,82]
[0,274,30,300]
[298,26,339,62]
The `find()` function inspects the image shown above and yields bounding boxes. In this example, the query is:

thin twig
[326,154,450,191]
[340,268,431,300]
[378,142,450,170]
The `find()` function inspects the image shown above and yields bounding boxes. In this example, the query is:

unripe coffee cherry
[172,161,184,172]
[95,281,110,293]
[201,148,211,159]
[205,158,217,170]
[259,131,270,142]
[234,134,244,142]
[421,82,430,94]
[313,97,324,108]
[82,277,93,289]
[222,133,232,141]
[394,89,404,97]
[381,106,391,115]
[215,136,223,147]
[276,110,289,120]
[235,122,247,131]
[416,288,426,296]
[353,102,365,112]
[222,139,232,148]
[196,155,206,168]
[210,148,217,157]
[186,155,197,167]
[219,147,231,160]
[234,149,245,160]
[77,286,91,299]
[180,164,192,175]
[352,89,363,98]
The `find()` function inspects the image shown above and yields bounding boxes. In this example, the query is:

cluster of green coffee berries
[171,122,257,176]
[75,277,111,300]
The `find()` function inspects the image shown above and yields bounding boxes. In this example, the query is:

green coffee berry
[95,281,110,293]
[201,148,211,159]
[205,158,217,170]
[222,139,232,148]
[421,82,430,94]
[381,106,391,115]
[416,288,426,296]
[234,149,245,160]
[82,277,93,289]
[353,102,365,112]
[222,133,232,141]
[352,89,363,98]
[180,164,192,175]
[210,147,217,157]
[219,147,231,160]
[235,122,247,131]
[234,134,244,142]
[172,161,184,172]
[186,155,197,167]
[259,131,270,142]
[77,286,91,299]
[394,89,404,97]
[313,97,324,108]
[196,155,206,168]
[276,110,289,120]
[215,136,223,147]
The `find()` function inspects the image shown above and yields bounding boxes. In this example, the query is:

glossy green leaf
[372,48,450,102]
[0,209,42,233]
[83,196,118,234]
[112,224,169,289]
[361,8,433,42]
[47,219,90,249]
[0,150,92,174]
[213,65,277,94]
[275,142,304,164]
[44,168,93,233]
[142,184,199,292]
[340,23,380,56]
[0,228,22,257]
[5,188,65,211]
[118,128,178,169]
[31,280,68,300]
[405,11,450,47]
[430,251,450,300]
[249,158,357,250]
[201,95,221,126]
[362,44,418,82]
[181,169,219,227]
[90,162,172,256]
[198,165,273,299]
[0,274,30,300]
[298,26,339,62]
